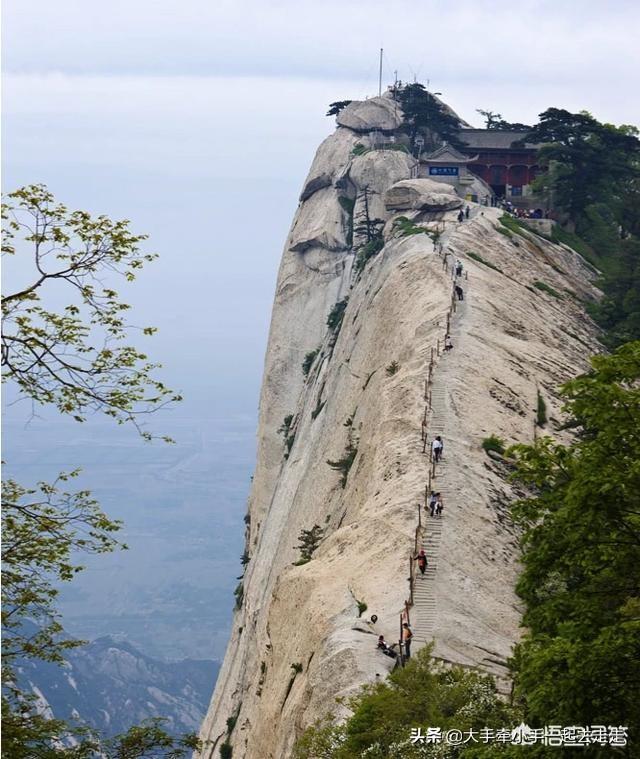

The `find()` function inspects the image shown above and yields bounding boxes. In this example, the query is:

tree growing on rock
[293,525,324,564]
[398,83,462,152]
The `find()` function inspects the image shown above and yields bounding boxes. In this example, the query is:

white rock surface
[299,128,360,201]
[199,127,601,759]
[289,187,349,253]
[337,96,404,133]
[385,178,464,211]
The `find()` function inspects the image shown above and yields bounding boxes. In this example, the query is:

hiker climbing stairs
[412,368,450,645]
[412,233,470,648]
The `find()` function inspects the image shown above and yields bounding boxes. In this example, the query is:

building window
[510,186,523,196]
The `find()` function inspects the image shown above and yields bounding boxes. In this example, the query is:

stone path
[412,230,469,649]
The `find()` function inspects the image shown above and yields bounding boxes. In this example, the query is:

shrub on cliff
[293,646,519,758]
[293,525,323,565]
[327,299,349,334]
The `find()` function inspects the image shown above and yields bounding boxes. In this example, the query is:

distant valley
[15,634,219,737]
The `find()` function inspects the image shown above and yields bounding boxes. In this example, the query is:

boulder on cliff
[337,96,403,133]
[289,187,348,253]
[384,178,463,212]
[299,128,360,202]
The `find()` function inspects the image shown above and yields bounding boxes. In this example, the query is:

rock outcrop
[384,178,464,212]
[198,102,602,759]
[336,95,404,133]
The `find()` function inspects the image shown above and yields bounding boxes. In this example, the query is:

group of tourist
[375,223,473,666]
[500,199,549,219]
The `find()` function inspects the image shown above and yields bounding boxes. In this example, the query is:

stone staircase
[412,282,467,648]
[412,374,449,645]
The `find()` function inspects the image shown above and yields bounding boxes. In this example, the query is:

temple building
[456,129,542,202]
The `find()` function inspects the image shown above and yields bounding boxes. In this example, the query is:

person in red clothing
[414,549,428,575]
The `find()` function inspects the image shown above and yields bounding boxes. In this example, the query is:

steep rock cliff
[199,97,601,758]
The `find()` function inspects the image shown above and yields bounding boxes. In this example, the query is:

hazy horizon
[3,0,640,662]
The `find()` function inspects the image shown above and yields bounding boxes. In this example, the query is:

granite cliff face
[198,96,601,758]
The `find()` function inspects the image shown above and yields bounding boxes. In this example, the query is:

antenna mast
[378,48,383,97]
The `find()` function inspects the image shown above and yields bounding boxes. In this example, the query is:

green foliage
[294,524,324,563]
[0,707,201,759]
[302,349,320,376]
[385,361,400,376]
[356,600,368,617]
[499,213,528,238]
[291,662,303,674]
[1,184,181,438]
[278,414,294,437]
[467,251,503,273]
[327,430,358,488]
[293,646,521,758]
[327,298,349,334]
[233,581,244,610]
[351,143,368,156]
[536,391,547,426]
[476,108,531,131]
[482,435,506,455]
[354,237,384,274]
[532,280,562,299]
[2,473,124,682]
[1,187,195,758]
[526,110,640,346]
[220,742,233,759]
[397,83,463,151]
[528,108,640,221]
[508,344,640,754]
[326,100,352,117]
[392,216,431,238]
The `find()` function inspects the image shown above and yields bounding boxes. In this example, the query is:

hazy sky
[4,2,640,415]
[3,0,639,659]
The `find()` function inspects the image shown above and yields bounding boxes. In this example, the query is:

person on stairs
[444,334,453,352]
[455,284,464,301]
[455,259,463,277]
[432,435,444,462]
[435,493,444,517]
[414,549,428,575]
[428,490,438,516]
[457,209,464,223]
[465,205,470,219]
[402,623,413,659]
[377,635,397,659]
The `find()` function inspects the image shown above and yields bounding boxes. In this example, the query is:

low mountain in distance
[15,634,219,738]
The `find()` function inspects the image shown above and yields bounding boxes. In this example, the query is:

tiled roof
[457,129,540,150]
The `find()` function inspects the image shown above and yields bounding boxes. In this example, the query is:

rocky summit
[198,94,601,758]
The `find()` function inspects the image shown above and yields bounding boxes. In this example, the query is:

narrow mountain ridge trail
[198,105,603,758]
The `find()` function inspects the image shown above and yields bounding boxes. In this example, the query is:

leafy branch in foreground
[1,186,190,756]
[2,471,124,674]
[2,184,181,439]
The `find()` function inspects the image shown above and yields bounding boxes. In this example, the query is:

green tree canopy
[527,108,640,222]
[398,84,463,152]
[509,342,640,756]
